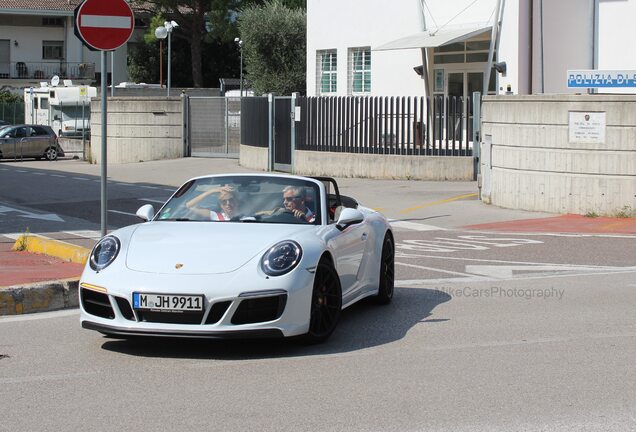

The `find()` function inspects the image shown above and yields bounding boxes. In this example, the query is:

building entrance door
[0,40,10,78]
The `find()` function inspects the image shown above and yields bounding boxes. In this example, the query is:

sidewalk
[0,236,87,315]
[464,214,636,235]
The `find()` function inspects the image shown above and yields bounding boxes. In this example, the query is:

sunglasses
[284,195,303,202]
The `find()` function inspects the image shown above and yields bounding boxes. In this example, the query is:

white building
[0,0,145,88]
[307,0,636,99]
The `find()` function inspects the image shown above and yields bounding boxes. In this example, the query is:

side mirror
[136,204,155,221]
[336,208,364,230]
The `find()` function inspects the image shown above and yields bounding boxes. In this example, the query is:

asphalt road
[1,157,635,431]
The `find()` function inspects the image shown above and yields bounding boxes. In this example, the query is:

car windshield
[155,175,321,225]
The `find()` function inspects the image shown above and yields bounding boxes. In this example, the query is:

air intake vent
[114,296,135,321]
[205,301,232,324]
[81,288,115,320]
[231,295,287,325]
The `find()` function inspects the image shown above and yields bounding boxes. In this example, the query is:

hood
[125,222,312,275]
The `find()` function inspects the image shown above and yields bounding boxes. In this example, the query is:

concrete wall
[239,144,269,171]
[90,97,183,164]
[481,94,636,215]
[293,151,474,181]
[239,145,474,180]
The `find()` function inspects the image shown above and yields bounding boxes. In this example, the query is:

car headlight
[89,236,121,271]
[261,240,302,276]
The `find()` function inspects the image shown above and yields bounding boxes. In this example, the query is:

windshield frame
[154,174,325,226]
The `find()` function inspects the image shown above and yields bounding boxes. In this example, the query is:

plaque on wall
[568,112,606,144]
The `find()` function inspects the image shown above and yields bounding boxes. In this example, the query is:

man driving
[282,186,315,223]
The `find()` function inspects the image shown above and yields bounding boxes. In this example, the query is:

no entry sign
[74,0,134,51]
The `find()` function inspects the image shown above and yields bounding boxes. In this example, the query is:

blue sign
[568,70,636,88]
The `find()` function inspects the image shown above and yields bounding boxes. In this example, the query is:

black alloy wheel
[376,233,395,304]
[302,259,342,344]
[44,147,58,161]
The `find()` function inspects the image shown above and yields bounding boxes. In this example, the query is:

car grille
[137,310,205,325]
[231,294,287,325]
[81,288,115,320]
[205,301,232,324]
[114,296,135,321]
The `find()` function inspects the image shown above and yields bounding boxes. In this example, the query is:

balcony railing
[0,61,96,81]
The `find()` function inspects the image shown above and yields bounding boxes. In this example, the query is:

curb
[0,278,79,315]
[12,234,90,264]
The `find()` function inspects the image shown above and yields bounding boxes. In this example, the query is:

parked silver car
[0,125,64,161]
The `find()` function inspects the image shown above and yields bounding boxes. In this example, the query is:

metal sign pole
[167,31,172,97]
[111,51,115,97]
[100,51,108,237]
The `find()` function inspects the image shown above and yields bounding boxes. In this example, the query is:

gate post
[181,92,190,157]
[290,92,298,173]
[225,97,229,154]
[267,93,274,171]
[472,91,481,181]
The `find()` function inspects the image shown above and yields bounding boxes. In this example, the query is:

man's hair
[282,186,303,197]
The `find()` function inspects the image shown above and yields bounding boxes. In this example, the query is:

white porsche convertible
[79,174,394,343]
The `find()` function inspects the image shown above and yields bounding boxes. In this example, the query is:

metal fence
[0,61,95,80]
[298,95,473,156]
[188,96,241,158]
[0,102,25,124]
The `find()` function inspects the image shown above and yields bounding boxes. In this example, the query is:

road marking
[389,220,446,231]
[396,267,636,285]
[399,193,477,214]
[116,183,134,187]
[72,177,90,181]
[33,172,45,175]
[397,236,543,253]
[141,185,160,190]
[62,230,102,240]
[140,199,166,204]
[464,264,625,279]
[108,209,137,217]
[16,170,26,173]
[397,262,486,279]
[396,252,620,268]
[50,174,66,178]
[0,204,64,222]
[163,189,175,192]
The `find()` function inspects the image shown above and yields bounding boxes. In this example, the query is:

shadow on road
[99,286,451,360]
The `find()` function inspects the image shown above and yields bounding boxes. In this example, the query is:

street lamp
[155,20,178,97]
[154,26,166,89]
[234,37,243,98]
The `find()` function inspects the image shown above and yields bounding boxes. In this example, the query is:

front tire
[375,233,395,304]
[301,259,342,344]
[44,147,58,161]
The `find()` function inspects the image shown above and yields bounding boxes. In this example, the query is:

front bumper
[79,267,315,339]
[82,321,284,339]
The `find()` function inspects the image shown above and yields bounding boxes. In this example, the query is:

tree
[131,0,210,87]
[0,91,22,103]
[128,0,306,88]
[238,0,306,95]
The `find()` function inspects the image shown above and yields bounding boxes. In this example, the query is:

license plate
[133,293,204,312]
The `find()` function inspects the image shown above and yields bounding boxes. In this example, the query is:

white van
[24,81,97,137]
